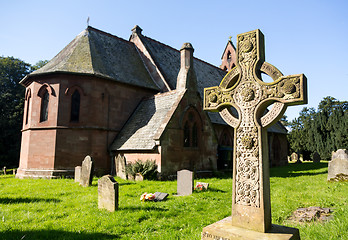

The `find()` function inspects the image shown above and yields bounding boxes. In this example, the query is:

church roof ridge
[21,27,159,91]
[86,26,131,45]
[141,35,226,72]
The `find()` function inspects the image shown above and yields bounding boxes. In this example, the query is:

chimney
[176,43,197,91]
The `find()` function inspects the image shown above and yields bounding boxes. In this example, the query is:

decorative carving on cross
[203,29,307,232]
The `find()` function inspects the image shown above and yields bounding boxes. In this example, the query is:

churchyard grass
[0,162,347,240]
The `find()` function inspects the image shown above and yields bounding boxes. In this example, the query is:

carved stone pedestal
[201,217,300,240]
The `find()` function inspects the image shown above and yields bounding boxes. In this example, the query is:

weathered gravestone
[177,169,193,196]
[3,167,6,175]
[115,154,127,179]
[327,149,348,181]
[202,29,307,239]
[98,175,119,212]
[80,155,94,187]
[135,173,144,181]
[312,152,321,163]
[74,166,82,183]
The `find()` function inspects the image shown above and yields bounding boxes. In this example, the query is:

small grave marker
[154,192,169,202]
[313,152,321,163]
[135,173,144,181]
[75,166,82,183]
[177,169,193,196]
[98,175,118,212]
[80,155,94,187]
[291,152,299,162]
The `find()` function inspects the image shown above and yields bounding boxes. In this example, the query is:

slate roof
[110,90,186,150]
[140,35,228,125]
[21,27,159,91]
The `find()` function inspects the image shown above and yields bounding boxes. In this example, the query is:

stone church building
[16,26,288,178]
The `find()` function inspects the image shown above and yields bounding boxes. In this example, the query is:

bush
[125,159,158,180]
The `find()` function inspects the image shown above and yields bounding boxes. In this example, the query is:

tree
[31,60,48,71]
[0,56,31,167]
[288,96,348,160]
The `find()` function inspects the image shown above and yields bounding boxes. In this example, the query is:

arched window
[25,89,31,125]
[70,90,80,122]
[227,51,232,62]
[40,89,49,122]
[182,108,201,148]
[184,122,190,147]
[192,123,198,147]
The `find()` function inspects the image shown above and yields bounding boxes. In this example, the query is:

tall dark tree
[288,96,348,160]
[0,57,31,167]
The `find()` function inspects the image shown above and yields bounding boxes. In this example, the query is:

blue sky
[1,0,347,121]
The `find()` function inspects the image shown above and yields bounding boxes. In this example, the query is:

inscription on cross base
[203,29,307,233]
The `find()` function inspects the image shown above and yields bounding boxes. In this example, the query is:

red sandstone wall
[160,90,217,175]
[122,150,161,170]
[220,42,237,72]
[18,74,156,177]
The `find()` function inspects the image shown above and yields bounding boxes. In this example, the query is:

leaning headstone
[312,152,321,163]
[291,152,299,162]
[74,166,82,183]
[154,192,169,202]
[98,175,118,212]
[202,29,306,239]
[328,149,348,181]
[80,155,94,187]
[115,154,127,179]
[177,169,193,196]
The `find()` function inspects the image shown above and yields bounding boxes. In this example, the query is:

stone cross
[204,29,307,233]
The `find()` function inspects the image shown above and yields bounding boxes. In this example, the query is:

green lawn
[0,162,347,240]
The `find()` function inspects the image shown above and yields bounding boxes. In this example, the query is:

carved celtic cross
[204,29,307,232]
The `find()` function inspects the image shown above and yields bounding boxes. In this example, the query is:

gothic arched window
[184,122,190,147]
[70,90,80,122]
[192,123,198,147]
[25,89,31,125]
[227,51,232,62]
[182,108,201,148]
[40,89,49,122]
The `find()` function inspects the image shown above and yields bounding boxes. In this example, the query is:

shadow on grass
[0,197,61,204]
[270,162,328,178]
[118,182,136,186]
[0,230,119,240]
[203,187,227,193]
